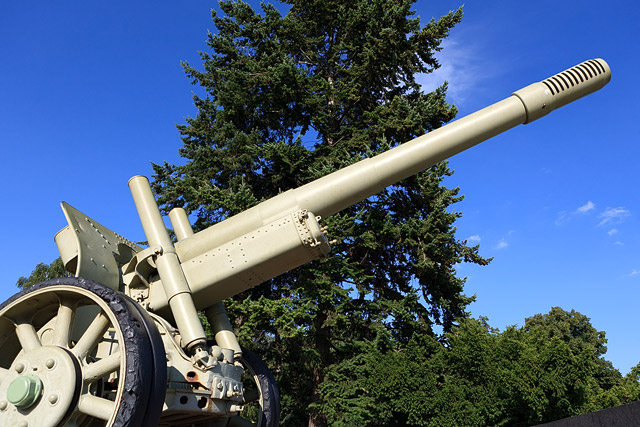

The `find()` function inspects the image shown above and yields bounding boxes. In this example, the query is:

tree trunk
[308,301,330,427]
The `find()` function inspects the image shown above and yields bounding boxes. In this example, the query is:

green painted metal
[55,202,142,290]
[128,175,208,357]
[7,374,42,409]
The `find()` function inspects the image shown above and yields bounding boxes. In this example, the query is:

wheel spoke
[72,312,110,360]
[53,297,75,347]
[77,394,116,421]
[83,352,121,384]
[15,322,42,351]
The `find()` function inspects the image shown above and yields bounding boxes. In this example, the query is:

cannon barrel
[175,59,611,262]
[145,59,610,312]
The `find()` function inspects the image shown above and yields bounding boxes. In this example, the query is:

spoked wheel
[0,277,165,426]
[228,348,280,427]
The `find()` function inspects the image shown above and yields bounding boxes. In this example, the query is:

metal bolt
[48,394,59,405]
[217,382,224,390]
[15,363,25,373]
[18,421,28,427]
[45,359,56,369]
[228,404,243,413]
[0,401,7,411]
[7,375,42,409]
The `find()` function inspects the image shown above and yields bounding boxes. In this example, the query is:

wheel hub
[0,346,78,426]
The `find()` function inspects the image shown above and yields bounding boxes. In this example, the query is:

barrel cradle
[0,59,611,426]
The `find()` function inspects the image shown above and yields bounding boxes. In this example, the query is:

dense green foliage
[329,309,640,427]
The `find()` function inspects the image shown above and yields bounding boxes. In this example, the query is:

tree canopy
[346,309,640,426]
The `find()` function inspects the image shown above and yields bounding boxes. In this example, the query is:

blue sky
[2,1,638,374]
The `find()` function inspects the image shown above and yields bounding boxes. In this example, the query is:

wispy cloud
[627,269,639,278]
[496,239,508,249]
[598,207,630,226]
[555,210,569,226]
[415,37,493,105]
[557,202,629,229]
[467,235,481,243]
[556,201,595,225]
[576,201,595,214]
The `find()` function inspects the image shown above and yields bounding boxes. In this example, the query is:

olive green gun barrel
[148,59,610,312]
[176,59,610,260]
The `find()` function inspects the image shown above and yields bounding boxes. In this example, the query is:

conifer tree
[152,1,489,424]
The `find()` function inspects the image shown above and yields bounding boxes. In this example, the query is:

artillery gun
[0,59,611,426]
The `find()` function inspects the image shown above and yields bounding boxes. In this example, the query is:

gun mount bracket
[122,245,162,291]
[293,210,331,259]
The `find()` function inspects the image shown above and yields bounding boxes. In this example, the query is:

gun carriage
[0,58,611,426]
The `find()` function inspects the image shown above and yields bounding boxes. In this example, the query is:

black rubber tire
[0,277,158,427]
[124,296,167,426]
[240,348,281,427]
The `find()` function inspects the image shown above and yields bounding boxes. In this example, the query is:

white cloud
[415,37,493,105]
[557,204,630,229]
[496,239,508,249]
[467,235,481,243]
[598,207,630,226]
[555,210,569,226]
[614,241,624,246]
[555,201,591,225]
[628,269,639,277]
[576,201,595,214]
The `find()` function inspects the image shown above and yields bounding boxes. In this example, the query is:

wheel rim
[0,278,156,426]
[229,348,280,427]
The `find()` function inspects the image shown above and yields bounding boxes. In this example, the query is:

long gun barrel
[140,59,611,313]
